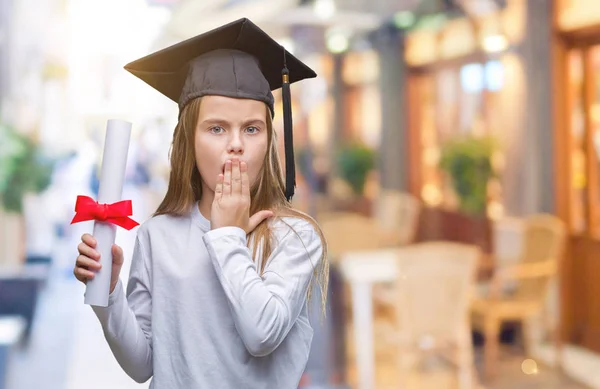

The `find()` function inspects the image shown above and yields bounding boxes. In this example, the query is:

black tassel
[282,51,295,202]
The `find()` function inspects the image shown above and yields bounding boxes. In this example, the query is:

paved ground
[2,250,591,389]
[344,345,589,389]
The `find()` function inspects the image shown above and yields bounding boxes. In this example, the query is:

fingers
[74,235,125,286]
[223,160,232,195]
[215,173,224,199]
[241,161,250,197]
[74,254,101,283]
[112,244,124,266]
[78,241,100,260]
[231,159,242,194]
[247,209,274,233]
[76,254,101,271]
[81,233,96,248]
[73,266,95,284]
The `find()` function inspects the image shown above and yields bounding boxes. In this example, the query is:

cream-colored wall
[558,0,600,31]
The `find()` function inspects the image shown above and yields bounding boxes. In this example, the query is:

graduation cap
[124,18,317,201]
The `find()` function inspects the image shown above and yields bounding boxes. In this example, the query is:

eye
[209,126,225,134]
[245,126,260,134]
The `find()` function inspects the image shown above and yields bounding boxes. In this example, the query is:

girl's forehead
[198,96,268,118]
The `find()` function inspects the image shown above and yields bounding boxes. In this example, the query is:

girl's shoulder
[268,214,320,242]
[270,215,312,229]
[135,212,191,240]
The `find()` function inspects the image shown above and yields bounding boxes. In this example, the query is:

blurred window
[414,59,505,213]
[566,44,600,237]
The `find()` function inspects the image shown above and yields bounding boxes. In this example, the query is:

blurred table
[338,249,400,389]
[339,246,494,389]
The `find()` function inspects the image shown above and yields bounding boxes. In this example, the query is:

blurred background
[1,0,599,388]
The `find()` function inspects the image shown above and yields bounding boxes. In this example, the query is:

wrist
[210,221,244,231]
[206,226,247,239]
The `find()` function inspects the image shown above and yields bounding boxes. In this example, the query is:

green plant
[439,135,497,216]
[336,143,375,196]
[0,122,55,213]
[295,146,313,180]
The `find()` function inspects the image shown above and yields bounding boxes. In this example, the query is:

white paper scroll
[84,119,133,307]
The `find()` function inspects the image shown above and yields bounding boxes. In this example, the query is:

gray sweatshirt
[91,203,322,388]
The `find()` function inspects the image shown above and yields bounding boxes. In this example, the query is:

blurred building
[3,1,600,389]
[553,0,600,360]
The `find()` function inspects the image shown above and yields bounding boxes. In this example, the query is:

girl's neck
[198,187,214,221]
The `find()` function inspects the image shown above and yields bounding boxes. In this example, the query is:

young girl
[73,18,329,389]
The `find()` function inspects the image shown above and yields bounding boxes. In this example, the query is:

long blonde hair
[154,97,329,315]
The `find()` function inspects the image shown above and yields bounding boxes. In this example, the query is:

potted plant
[438,134,497,216]
[333,143,375,214]
[0,122,55,267]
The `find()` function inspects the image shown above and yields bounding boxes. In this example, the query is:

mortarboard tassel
[282,50,295,201]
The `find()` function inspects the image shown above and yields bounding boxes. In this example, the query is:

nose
[227,132,244,155]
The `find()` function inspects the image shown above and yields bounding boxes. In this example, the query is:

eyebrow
[200,118,266,127]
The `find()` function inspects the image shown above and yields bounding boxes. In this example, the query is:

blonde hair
[154,97,329,315]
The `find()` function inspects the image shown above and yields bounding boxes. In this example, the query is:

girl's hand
[74,233,124,294]
[211,158,273,233]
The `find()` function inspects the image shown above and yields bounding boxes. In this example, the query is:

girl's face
[195,95,269,193]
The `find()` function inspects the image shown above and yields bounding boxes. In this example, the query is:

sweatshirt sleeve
[91,234,153,383]
[202,221,322,357]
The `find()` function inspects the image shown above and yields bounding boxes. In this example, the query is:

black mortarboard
[124,18,317,201]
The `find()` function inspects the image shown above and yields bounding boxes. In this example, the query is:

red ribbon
[70,195,139,230]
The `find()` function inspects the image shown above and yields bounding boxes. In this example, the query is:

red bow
[71,195,139,230]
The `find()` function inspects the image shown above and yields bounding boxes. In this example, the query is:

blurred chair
[471,214,566,379]
[475,217,525,301]
[389,242,480,389]
[319,191,421,260]
[370,191,421,320]
[319,210,407,348]
[372,190,421,246]
[319,212,396,262]
[319,192,424,368]
[491,217,525,267]
[327,177,356,205]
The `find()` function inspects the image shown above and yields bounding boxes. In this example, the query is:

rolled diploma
[84,119,133,307]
